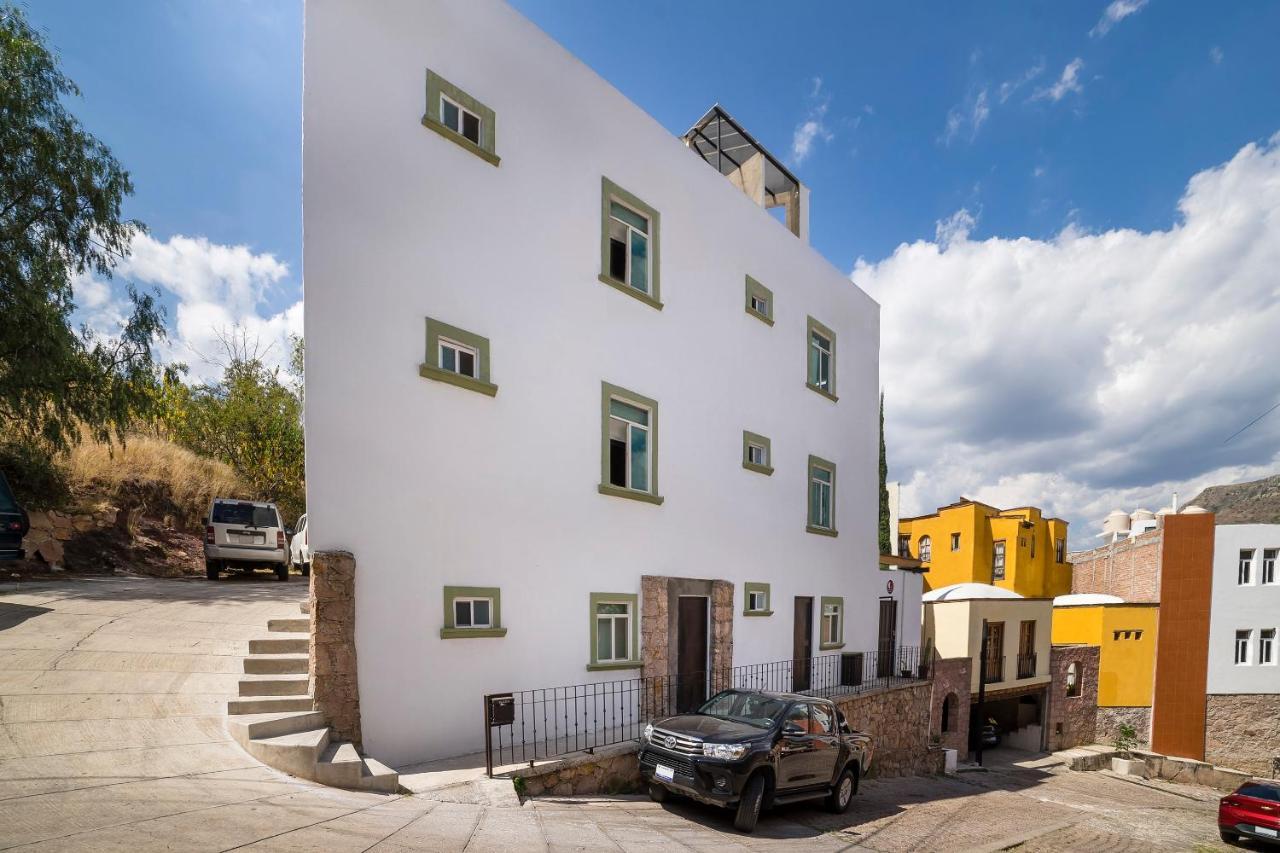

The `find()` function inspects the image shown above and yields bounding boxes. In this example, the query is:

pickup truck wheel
[205,560,219,581]
[647,783,667,803]
[733,772,765,833]
[275,564,289,582]
[826,766,856,813]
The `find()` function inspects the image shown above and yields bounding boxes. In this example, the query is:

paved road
[0,576,1234,851]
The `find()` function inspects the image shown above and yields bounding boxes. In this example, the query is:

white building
[1208,524,1279,693]
[304,0,884,766]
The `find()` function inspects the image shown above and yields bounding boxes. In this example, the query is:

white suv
[204,498,289,581]
[288,512,311,577]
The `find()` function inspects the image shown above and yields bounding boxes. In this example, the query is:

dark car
[1219,779,1280,847]
[977,720,1001,749]
[0,471,30,561]
[637,689,873,833]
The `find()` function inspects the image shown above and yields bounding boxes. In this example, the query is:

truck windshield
[696,691,787,729]
[212,503,279,528]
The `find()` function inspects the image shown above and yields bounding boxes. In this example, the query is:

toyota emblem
[663,735,677,749]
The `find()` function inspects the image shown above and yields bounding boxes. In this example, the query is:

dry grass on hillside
[66,434,245,522]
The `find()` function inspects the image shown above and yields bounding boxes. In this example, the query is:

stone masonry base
[310,550,362,747]
[1204,694,1280,778]
[1096,706,1152,748]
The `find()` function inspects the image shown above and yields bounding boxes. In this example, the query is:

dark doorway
[793,596,814,691]
[876,597,898,677]
[676,596,709,712]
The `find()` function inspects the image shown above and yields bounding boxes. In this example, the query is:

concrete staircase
[226,603,399,793]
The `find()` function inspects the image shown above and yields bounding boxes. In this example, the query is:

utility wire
[1224,399,1280,445]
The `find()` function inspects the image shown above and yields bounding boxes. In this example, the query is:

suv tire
[275,564,289,582]
[1219,829,1237,845]
[647,783,667,804]
[205,560,219,581]
[826,765,856,813]
[301,561,311,578]
[733,772,766,833]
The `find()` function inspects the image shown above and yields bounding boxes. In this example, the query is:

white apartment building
[1209,525,1279,691]
[304,0,884,766]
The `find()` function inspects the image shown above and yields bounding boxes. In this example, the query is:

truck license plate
[655,764,674,781]
[1257,827,1278,838]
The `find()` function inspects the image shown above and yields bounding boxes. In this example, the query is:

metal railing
[983,654,1005,684]
[1017,652,1037,679]
[482,645,928,776]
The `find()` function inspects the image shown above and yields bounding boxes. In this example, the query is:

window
[1235,630,1252,665]
[811,703,835,734]
[745,275,774,325]
[441,587,506,638]
[941,693,957,732]
[1261,629,1276,665]
[744,582,772,616]
[1030,534,1036,559]
[423,70,499,165]
[599,177,661,309]
[951,532,961,552]
[919,536,932,562]
[820,596,844,649]
[806,455,837,536]
[806,316,837,400]
[1239,549,1255,585]
[1263,549,1277,584]
[589,592,639,670]
[1066,662,1081,697]
[899,534,911,557]
[983,622,1005,683]
[992,541,1006,581]
[420,317,497,396]
[599,383,662,505]
[1055,538,1066,563]
[742,431,773,476]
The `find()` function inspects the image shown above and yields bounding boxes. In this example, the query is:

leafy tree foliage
[0,5,171,451]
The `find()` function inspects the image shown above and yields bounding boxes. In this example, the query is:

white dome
[1131,509,1155,522]
[923,583,1025,602]
[1054,593,1125,607]
[1181,505,1209,514]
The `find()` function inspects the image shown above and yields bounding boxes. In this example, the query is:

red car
[1220,779,1280,847]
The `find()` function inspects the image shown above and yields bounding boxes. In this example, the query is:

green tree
[0,5,170,452]
[879,392,891,554]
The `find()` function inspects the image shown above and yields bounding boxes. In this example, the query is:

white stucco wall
[1207,524,1280,694]
[303,0,881,765]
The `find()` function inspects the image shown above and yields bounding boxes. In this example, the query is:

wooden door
[676,596,708,713]
[793,597,814,691]
[876,598,898,678]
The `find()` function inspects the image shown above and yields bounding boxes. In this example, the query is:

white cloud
[1090,0,1149,37]
[790,76,835,165]
[998,60,1046,104]
[854,132,1280,546]
[1032,58,1085,102]
[941,88,990,146]
[1210,45,1224,64]
[73,233,301,382]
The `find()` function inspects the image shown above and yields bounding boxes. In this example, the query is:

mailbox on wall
[486,692,514,727]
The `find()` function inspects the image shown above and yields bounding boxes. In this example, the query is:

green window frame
[441,586,507,639]
[742,430,773,476]
[819,596,844,650]
[807,454,838,536]
[421,70,499,166]
[806,316,838,401]
[743,582,772,617]
[588,592,641,670]
[419,317,498,397]
[745,276,774,325]
[599,177,662,310]
[599,382,663,505]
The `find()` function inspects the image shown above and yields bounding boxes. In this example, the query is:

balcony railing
[982,654,1005,684]
[1017,652,1037,679]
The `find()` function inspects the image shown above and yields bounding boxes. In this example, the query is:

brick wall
[1047,644,1099,751]
[834,681,944,778]
[1069,529,1162,603]
[930,657,971,760]
[1205,694,1280,777]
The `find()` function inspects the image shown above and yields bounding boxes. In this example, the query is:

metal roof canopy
[683,105,800,205]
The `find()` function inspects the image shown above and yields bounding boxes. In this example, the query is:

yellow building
[899,499,1072,599]
[1052,594,1159,711]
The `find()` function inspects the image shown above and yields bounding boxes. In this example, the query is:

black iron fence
[482,645,928,776]
[983,654,1005,684]
[1017,652,1037,679]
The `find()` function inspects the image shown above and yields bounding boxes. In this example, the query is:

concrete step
[244,653,309,675]
[248,637,308,654]
[247,727,330,778]
[315,741,363,788]
[228,710,326,743]
[238,674,310,696]
[360,755,402,793]
[227,694,314,715]
[268,617,310,633]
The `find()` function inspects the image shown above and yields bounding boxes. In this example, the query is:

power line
[1224,399,1280,445]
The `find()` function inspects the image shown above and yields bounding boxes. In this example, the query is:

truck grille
[640,750,693,779]
[648,727,703,758]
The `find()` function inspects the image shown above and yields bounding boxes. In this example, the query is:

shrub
[0,438,72,509]
[1113,723,1138,758]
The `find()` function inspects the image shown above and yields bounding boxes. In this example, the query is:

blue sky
[26,0,1280,538]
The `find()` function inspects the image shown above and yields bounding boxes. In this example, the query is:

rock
[34,539,64,567]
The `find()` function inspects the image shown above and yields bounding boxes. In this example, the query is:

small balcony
[982,654,1005,684]
[1017,652,1037,679]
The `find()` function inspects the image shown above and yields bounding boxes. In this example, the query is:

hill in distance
[1189,473,1280,524]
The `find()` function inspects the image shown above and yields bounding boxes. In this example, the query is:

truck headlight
[642,723,654,742]
[702,742,748,760]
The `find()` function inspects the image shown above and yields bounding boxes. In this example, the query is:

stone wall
[310,550,362,747]
[21,509,114,567]
[834,681,943,778]
[517,743,642,797]
[1097,706,1152,747]
[640,575,734,682]
[1046,645,1099,752]
[1205,694,1280,778]
[1069,529,1162,603]
[930,657,971,760]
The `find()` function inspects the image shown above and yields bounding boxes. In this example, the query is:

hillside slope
[1189,473,1280,524]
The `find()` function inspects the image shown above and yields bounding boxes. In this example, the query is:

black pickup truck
[0,471,30,561]
[638,689,873,832]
